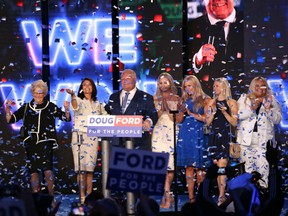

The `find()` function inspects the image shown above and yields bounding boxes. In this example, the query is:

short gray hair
[30,79,48,96]
[121,69,137,80]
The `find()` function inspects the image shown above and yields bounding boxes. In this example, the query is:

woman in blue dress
[205,77,238,206]
[177,75,211,203]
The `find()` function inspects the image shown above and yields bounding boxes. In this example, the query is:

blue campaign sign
[0,199,27,216]
[106,147,169,195]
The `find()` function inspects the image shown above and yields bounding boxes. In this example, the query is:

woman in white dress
[67,78,107,203]
[152,72,182,209]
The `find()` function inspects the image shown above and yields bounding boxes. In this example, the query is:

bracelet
[6,113,11,117]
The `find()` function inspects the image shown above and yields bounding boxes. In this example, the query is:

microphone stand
[73,129,84,203]
[170,110,179,212]
[78,133,84,203]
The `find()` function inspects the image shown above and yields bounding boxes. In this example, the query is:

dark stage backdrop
[0,0,287,196]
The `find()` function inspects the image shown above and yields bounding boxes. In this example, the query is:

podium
[72,129,84,203]
[101,138,136,215]
[87,115,143,215]
[101,138,110,198]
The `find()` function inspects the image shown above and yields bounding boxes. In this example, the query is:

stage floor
[54,194,186,215]
[54,193,288,216]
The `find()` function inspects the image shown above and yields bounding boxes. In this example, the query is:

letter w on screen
[87,115,143,137]
[107,147,169,195]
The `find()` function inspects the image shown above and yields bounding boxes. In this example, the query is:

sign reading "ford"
[87,115,143,137]
[107,147,169,195]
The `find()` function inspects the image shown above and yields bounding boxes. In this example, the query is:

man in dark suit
[188,0,244,91]
[105,69,158,151]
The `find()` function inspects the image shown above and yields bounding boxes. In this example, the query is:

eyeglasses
[255,84,267,89]
[33,92,44,95]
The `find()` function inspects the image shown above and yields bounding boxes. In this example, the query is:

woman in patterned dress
[67,78,107,203]
[152,72,182,209]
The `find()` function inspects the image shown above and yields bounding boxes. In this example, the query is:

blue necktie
[122,92,130,113]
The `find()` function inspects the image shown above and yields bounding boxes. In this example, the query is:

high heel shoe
[160,197,166,208]
[217,196,227,206]
[80,196,85,204]
[189,197,196,203]
[160,194,174,209]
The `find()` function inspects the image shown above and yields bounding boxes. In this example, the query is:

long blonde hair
[213,77,232,100]
[155,72,178,98]
[181,75,207,112]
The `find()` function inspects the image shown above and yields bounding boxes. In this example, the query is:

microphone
[169,110,179,114]
[72,128,79,134]
[206,36,215,66]
[72,129,80,144]
[79,134,84,144]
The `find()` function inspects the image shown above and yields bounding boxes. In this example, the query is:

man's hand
[142,119,152,131]
[196,44,217,66]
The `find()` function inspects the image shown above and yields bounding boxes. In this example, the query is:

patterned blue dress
[177,98,209,168]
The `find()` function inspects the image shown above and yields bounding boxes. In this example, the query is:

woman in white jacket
[237,76,282,189]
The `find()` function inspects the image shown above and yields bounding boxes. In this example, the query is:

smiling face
[206,0,234,20]
[33,87,45,104]
[158,76,171,93]
[213,80,223,96]
[121,70,136,92]
[184,80,196,96]
[253,79,267,98]
[82,79,93,95]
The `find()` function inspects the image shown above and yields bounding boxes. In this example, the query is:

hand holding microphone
[195,38,217,67]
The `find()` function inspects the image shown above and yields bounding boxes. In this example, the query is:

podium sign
[87,115,143,137]
[107,147,169,195]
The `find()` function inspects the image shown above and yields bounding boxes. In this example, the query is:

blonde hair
[181,75,207,112]
[246,76,272,101]
[155,72,178,98]
[30,79,48,96]
[213,77,232,100]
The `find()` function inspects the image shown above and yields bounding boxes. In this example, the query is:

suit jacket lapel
[113,91,122,114]
[124,89,140,114]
